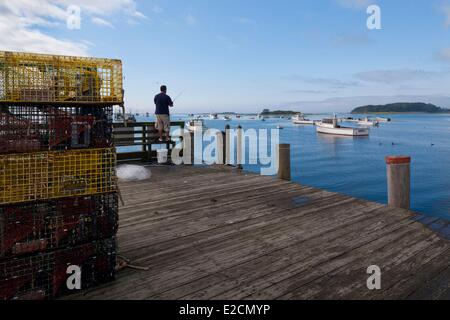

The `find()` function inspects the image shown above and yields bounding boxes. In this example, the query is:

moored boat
[292,113,316,125]
[357,117,379,126]
[316,116,369,136]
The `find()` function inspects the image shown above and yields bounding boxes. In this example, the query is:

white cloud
[91,16,114,28]
[0,0,146,55]
[286,74,361,89]
[355,69,441,84]
[336,0,372,9]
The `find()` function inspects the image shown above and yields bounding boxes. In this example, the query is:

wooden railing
[113,121,185,162]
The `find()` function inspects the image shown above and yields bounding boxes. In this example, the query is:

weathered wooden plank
[64,165,450,300]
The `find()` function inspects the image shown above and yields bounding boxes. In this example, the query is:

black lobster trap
[0,105,113,154]
[0,194,118,259]
[0,237,116,300]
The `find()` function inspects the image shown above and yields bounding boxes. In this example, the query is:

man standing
[154,85,174,142]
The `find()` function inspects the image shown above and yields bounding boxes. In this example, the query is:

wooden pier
[68,165,450,300]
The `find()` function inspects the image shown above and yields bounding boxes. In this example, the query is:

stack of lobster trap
[0,51,123,299]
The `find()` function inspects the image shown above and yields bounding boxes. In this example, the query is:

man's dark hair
[160,85,167,92]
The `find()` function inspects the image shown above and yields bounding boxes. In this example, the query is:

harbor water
[125,113,450,220]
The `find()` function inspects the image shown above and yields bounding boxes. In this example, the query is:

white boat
[316,116,369,136]
[292,114,315,125]
[209,113,218,120]
[185,119,207,132]
[357,117,379,126]
[223,115,232,121]
[376,117,391,122]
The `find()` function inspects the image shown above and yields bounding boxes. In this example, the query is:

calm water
[129,113,450,220]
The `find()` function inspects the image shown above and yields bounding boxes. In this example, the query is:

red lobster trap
[0,237,116,300]
[0,194,118,259]
[0,105,113,154]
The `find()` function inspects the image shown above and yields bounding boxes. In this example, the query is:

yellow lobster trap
[0,148,116,205]
[0,51,123,105]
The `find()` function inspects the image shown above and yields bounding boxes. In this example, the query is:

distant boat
[357,117,379,127]
[376,117,391,122]
[316,116,369,136]
[114,113,124,121]
[223,116,232,121]
[292,114,315,125]
[125,114,137,124]
[209,113,218,120]
[277,125,284,129]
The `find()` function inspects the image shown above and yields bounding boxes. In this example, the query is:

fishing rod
[173,89,186,102]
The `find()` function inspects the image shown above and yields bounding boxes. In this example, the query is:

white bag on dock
[117,165,152,182]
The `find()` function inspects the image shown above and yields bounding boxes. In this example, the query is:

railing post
[142,125,147,162]
[277,144,291,181]
[386,156,411,210]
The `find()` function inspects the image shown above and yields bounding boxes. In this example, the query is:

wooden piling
[277,144,291,181]
[236,125,243,169]
[386,156,411,209]
[190,131,195,165]
[215,131,225,165]
[225,125,231,165]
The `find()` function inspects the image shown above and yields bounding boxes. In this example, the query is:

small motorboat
[316,116,369,136]
[185,118,207,132]
[376,117,391,122]
[223,116,232,121]
[292,113,315,125]
[209,113,218,120]
[357,117,379,126]
[125,114,136,124]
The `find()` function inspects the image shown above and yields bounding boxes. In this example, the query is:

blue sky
[2,0,450,112]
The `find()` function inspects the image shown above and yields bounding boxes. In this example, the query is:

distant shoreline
[351,102,450,114]
[352,112,450,115]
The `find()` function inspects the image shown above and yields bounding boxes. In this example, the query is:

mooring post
[386,156,411,209]
[225,125,231,165]
[277,144,291,181]
[215,130,225,165]
[190,131,195,165]
[236,125,243,170]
